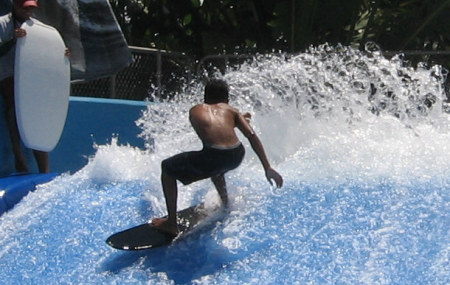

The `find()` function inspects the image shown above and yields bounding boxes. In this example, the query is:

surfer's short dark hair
[204,79,229,104]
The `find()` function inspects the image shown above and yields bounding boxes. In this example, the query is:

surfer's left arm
[236,112,283,188]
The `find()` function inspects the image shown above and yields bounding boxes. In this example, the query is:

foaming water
[0,45,449,284]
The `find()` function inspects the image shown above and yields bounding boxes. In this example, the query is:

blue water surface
[0,173,448,284]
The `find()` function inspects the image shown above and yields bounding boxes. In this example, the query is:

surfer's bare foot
[151,217,178,237]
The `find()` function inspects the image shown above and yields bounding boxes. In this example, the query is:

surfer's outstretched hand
[243,112,252,122]
[265,167,283,188]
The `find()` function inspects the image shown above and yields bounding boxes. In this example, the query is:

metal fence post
[156,50,162,97]
[110,75,116,98]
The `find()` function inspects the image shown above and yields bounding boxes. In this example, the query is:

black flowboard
[106,203,212,250]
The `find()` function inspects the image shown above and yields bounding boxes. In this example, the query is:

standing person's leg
[0,77,28,172]
[33,150,49,173]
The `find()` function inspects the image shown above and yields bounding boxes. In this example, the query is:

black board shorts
[162,143,245,185]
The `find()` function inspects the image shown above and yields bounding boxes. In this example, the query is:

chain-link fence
[196,54,254,77]
[71,46,193,101]
[71,47,450,102]
[71,47,255,101]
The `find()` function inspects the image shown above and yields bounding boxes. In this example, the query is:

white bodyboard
[14,19,70,152]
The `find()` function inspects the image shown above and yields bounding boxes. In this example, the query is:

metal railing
[196,54,253,76]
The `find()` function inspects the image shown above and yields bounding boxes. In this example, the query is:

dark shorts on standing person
[162,142,245,185]
[0,76,14,104]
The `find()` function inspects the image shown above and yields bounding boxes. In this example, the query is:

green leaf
[183,14,192,26]
[191,0,201,7]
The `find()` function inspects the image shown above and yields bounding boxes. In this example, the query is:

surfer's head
[204,79,229,104]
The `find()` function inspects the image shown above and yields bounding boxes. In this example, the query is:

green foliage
[110,0,450,57]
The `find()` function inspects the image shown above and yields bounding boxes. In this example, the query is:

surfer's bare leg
[33,150,49,173]
[152,171,179,235]
[1,77,28,172]
[211,174,228,206]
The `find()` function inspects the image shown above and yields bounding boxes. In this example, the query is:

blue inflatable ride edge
[0,173,59,215]
[50,96,147,174]
[0,96,148,216]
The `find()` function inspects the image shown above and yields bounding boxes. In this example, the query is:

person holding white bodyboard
[0,0,69,173]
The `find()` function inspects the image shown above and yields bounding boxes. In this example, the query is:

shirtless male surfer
[152,79,283,237]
